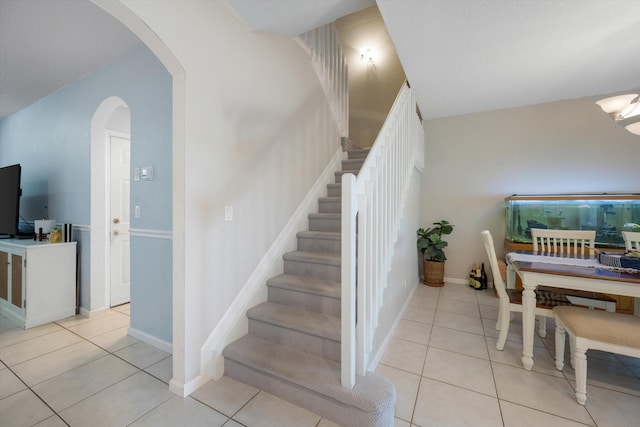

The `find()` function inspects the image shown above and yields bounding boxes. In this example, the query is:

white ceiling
[2,0,640,121]
[0,0,143,120]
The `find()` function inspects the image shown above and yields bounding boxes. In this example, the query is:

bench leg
[574,346,588,405]
[554,321,566,371]
[538,316,547,338]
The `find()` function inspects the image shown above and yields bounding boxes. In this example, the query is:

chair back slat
[622,231,640,251]
[531,229,595,256]
[481,230,507,300]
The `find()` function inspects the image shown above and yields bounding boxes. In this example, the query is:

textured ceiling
[0,0,143,120]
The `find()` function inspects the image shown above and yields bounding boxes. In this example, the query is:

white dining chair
[481,230,572,350]
[622,231,640,251]
[531,228,616,318]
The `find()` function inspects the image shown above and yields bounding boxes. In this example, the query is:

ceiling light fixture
[360,48,374,64]
[596,93,640,135]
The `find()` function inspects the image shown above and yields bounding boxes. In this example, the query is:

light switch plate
[141,166,154,180]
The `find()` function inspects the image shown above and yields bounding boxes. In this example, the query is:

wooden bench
[553,306,640,405]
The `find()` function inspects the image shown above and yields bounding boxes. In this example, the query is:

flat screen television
[0,164,22,237]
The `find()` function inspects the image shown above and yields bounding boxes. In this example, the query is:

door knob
[113,230,120,236]
[113,218,120,224]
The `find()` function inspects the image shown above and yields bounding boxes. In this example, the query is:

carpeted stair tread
[308,212,341,220]
[318,196,341,203]
[297,230,341,240]
[247,301,340,341]
[283,250,341,266]
[267,274,340,299]
[347,148,370,159]
[223,335,396,414]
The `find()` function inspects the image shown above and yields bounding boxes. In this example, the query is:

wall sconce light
[596,93,640,135]
[360,48,374,64]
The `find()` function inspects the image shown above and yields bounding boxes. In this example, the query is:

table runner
[506,252,640,273]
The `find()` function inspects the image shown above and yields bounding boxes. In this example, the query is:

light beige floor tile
[59,371,173,426]
[375,364,420,422]
[0,322,63,349]
[114,341,169,369]
[394,319,431,345]
[0,388,55,426]
[191,375,259,417]
[408,295,437,310]
[0,329,82,366]
[423,347,496,397]
[66,311,130,339]
[479,303,499,320]
[89,325,139,352]
[0,366,27,399]
[223,420,244,427]
[492,363,593,425]
[436,298,481,318]
[562,356,640,397]
[500,400,591,427]
[413,284,441,297]
[584,382,640,426]
[12,340,107,386]
[129,395,228,426]
[394,418,410,427]
[439,285,479,304]
[111,303,130,315]
[486,337,564,378]
[402,305,436,325]
[380,338,427,375]
[476,290,499,307]
[428,325,488,360]
[32,354,138,412]
[32,415,68,427]
[145,355,173,384]
[434,310,484,335]
[233,391,321,427]
[0,316,19,332]
[412,377,502,427]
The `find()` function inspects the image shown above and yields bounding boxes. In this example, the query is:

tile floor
[2,283,640,426]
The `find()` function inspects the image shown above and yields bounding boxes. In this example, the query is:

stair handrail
[296,23,349,138]
[341,81,423,387]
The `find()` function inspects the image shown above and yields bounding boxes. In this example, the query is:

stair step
[247,301,340,360]
[223,335,396,427]
[342,158,365,171]
[283,250,341,281]
[347,148,370,160]
[327,183,342,197]
[318,196,341,213]
[308,212,340,232]
[334,170,359,183]
[296,230,341,254]
[267,273,340,315]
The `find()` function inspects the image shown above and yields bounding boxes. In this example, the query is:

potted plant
[417,220,454,286]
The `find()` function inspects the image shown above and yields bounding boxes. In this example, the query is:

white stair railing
[296,23,349,138]
[341,82,423,387]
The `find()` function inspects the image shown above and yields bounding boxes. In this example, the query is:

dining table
[506,251,640,371]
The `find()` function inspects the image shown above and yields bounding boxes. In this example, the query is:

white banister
[341,82,423,387]
[296,23,349,138]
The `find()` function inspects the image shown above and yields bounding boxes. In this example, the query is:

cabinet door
[11,253,23,308]
[0,250,7,301]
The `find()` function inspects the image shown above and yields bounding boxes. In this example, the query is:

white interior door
[110,135,131,306]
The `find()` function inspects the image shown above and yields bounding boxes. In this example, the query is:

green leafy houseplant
[417,220,454,262]
[417,220,454,286]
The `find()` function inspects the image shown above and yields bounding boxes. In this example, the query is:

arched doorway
[92,0,187,396]
[90,98,131,311]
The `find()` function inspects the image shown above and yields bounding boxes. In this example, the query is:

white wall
[120,0,341,389]
[422,97,640,282]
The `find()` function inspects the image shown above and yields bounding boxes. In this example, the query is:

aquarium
[505,193,640,248]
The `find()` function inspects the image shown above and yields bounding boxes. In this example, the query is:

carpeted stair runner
[223,148,396,426]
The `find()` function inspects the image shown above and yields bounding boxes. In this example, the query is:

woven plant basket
[423,259,445,286]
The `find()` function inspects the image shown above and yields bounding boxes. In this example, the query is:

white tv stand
[0,239,77,328]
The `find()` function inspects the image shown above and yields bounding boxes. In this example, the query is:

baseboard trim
[128,326,173,354]
[200,147,345,380]
[445,277,468,286]
[169,374,211,397]
[79,306,108,318]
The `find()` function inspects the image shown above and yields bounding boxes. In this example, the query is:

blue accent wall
[0,48,173,344]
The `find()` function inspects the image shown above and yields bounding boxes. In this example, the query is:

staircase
[223,148,396,427]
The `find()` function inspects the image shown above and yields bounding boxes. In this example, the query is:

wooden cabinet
[0,240,76,328]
